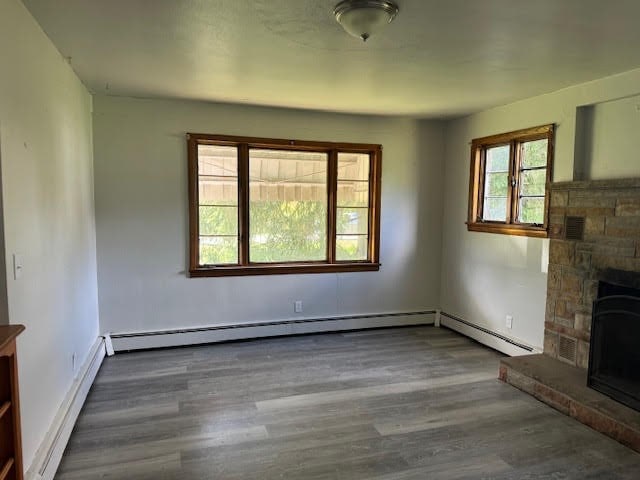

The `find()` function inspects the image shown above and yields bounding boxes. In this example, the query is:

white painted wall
[581,94,640,180]
[92,96,444,334]
[440,68,640,351]
[0,0,99,470]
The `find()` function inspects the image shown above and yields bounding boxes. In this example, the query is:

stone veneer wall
[545,178,640,369]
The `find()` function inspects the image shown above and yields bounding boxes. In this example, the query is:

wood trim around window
[187,133,382,277]
[467,124,554,238]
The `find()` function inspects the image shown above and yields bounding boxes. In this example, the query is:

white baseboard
[110,310,437,351]
[26,338,106,480]
[440,312,542,357]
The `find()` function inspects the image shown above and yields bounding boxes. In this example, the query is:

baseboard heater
[109,310,437,352]
[439,311,535,356]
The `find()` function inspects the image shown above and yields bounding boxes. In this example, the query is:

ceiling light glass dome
[334,0,399,42]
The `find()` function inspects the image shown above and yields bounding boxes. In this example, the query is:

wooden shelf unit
[0,326,25,480]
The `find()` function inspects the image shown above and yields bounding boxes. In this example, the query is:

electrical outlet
[506,315,513,329]
[294,300,303,313]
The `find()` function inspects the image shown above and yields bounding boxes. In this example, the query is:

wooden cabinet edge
[0,458,15,480]
[0,325,24,480]
[0,401,10,419]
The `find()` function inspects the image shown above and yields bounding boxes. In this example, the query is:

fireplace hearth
[588,277,640,412]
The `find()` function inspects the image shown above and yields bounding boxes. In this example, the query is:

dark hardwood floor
[55,326,640,479]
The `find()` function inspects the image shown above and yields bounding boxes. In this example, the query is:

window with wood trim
[188,134,382,276]
[467,124,554,237]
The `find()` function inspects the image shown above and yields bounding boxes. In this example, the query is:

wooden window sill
[467,222,548,238]
[190,262,380,277]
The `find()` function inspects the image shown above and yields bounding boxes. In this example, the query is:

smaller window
[467,124,554,237]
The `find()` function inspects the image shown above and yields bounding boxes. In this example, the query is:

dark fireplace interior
[588,271,640,412]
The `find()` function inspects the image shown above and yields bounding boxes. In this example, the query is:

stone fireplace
[500,177,640,452]
[544,178,640,369]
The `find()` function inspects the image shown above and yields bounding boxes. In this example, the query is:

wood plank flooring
[55,326,640,479]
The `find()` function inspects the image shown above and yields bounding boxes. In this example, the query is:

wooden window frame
[467,124,554,238]
[188,133,382,277]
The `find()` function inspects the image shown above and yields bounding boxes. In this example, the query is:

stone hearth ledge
[500,354,640,453]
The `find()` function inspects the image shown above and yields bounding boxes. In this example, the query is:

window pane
[521,139,548,168]
[519,197,545,224]
[249,149,327,262]
[338,153,369,205]
[485,172,509,197]
[199,182,237,207]
[198,145,238,206]
[337,153,370,253]
[199,206,237,236]
[338,181,369,207]
[520,168,547,196]
[337,208,368,235]
[338,153,369,181]
[483,166,508,221]
[198,145,237,176]
[336,235,368,261]
[486,145,510,172]
[198,144,238,265]
[199,236,238,265]
[483,197,508,222]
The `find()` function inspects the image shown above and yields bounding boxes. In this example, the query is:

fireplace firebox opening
[588,272,640,412]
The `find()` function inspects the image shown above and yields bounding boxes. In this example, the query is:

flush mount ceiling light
[333,0,399,42]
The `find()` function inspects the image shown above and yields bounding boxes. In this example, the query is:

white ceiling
[22,0,640,117]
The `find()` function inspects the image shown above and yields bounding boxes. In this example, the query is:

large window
[467,124,554,237]
[188,134,382,276]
